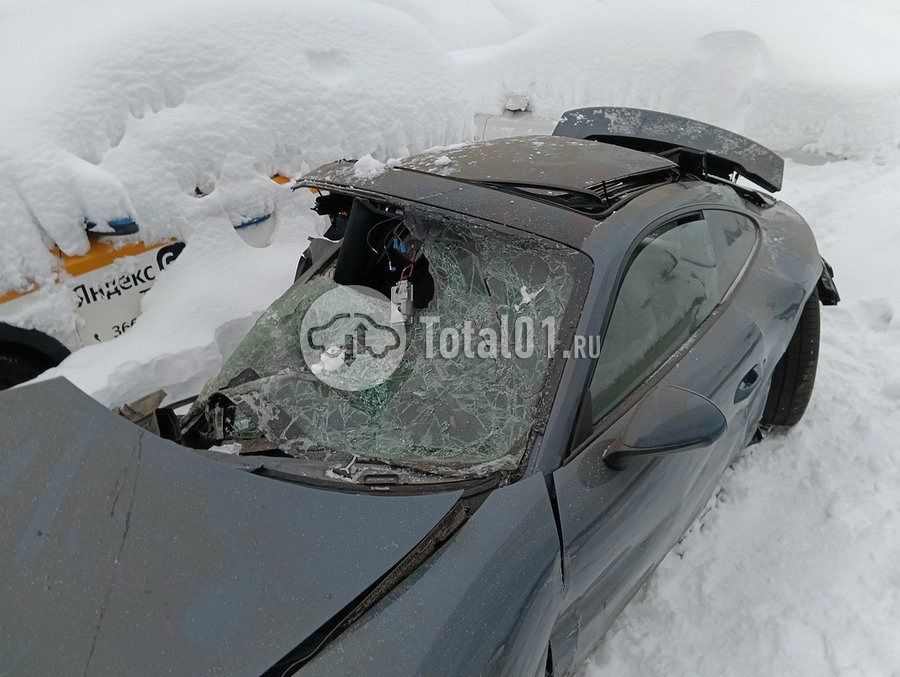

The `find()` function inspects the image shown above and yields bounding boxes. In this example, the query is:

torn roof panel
[395,135,675,190]
[298,171,597,251]
[298,136,676,247]
[302,135,674,194]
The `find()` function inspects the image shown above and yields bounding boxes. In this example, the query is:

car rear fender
[736,199,824,347]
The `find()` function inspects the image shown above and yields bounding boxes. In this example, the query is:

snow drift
[0,0,471,295]
[457,0,900,160]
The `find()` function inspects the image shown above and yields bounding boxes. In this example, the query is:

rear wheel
[762,289,820,427]
[0,348,51,390]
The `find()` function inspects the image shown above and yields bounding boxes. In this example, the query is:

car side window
[706,210,757,299]
[589,213,719,423]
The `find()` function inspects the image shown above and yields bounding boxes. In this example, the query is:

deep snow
[0,0,471,295]
[456,1,900,158]
[3,0,899,673]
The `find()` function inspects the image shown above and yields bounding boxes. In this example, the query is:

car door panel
[669,304,766,444]
[552,302,765,667]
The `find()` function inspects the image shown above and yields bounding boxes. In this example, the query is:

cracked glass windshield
[183,199,586,476]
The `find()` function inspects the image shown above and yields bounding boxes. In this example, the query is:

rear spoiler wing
[553,107,784,193]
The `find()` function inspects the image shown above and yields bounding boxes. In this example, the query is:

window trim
[563,206,760,463]
[707,209,761,302]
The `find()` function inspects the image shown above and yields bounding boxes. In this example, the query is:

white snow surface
[0,0,470,294]
[456,1,900,159]
[4,0,900,674]
[352,154,388,180]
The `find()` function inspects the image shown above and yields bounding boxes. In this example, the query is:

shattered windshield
[184,206,586,477]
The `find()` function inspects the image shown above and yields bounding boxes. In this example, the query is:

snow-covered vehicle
[0,109,839,674]
[0,175,291,390]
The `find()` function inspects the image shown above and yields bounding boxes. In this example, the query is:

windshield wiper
[325,455,445,486]
[326,455,406,484]
[242,452,479,490]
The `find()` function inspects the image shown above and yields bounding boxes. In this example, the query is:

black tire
[762,289,821,427]
[0,348,50,391]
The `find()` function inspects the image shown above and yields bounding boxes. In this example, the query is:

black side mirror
[604,385,727,469]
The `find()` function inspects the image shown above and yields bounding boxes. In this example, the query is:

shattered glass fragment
[187,215,585,476]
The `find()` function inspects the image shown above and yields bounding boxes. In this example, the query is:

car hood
[0,379,463,674]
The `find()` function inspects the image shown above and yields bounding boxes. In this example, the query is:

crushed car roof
[297,136,678,248]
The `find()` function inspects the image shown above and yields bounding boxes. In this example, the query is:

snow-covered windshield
[184,213,586,476]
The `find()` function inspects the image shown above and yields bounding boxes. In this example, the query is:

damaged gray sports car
[0,108,838,675]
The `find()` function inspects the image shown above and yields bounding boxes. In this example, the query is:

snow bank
[456,0,900,159]
[8,0,471,400]
[367,0,587,49]
[34,192,318,406]
[0,0,471,294]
